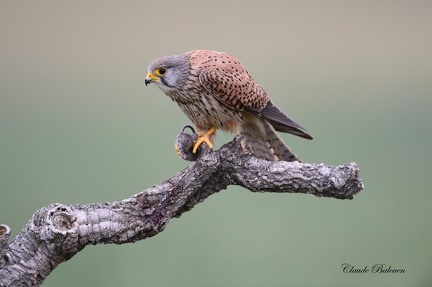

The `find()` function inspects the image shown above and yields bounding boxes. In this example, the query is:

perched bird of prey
[145,50,313,162]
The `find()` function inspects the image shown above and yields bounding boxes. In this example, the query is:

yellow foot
[174,143,181,156]
[192,127,217,153]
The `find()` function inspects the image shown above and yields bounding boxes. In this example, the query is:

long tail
[240,114,303,162]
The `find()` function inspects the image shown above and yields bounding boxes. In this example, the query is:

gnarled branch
[0,136,363,286]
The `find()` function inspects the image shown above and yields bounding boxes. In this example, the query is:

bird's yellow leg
[192,127,216,153]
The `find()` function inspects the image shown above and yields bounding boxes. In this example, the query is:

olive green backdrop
[1,1,431,286]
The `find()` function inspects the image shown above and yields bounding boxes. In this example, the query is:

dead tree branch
[0,136,364,286]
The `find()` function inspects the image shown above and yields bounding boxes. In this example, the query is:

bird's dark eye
[156,67,167,76]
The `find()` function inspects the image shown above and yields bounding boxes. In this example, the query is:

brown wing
[186,49,269,113]
[187,50,313,140]
[199,69,269,112]
[200,69,313,140]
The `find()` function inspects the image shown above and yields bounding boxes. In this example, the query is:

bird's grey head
[145,54,190,92]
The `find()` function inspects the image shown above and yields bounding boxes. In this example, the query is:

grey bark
[0,135,364,286]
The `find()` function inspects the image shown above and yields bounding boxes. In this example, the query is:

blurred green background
[1,1,431,286]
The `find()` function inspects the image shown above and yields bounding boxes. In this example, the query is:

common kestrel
[145,50,313,162]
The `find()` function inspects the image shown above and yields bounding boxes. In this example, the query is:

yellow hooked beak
[145,72,159,86]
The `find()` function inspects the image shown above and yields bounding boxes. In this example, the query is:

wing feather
[190,50,312,140]
[199,69,267,112]
[260,101,313,140]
